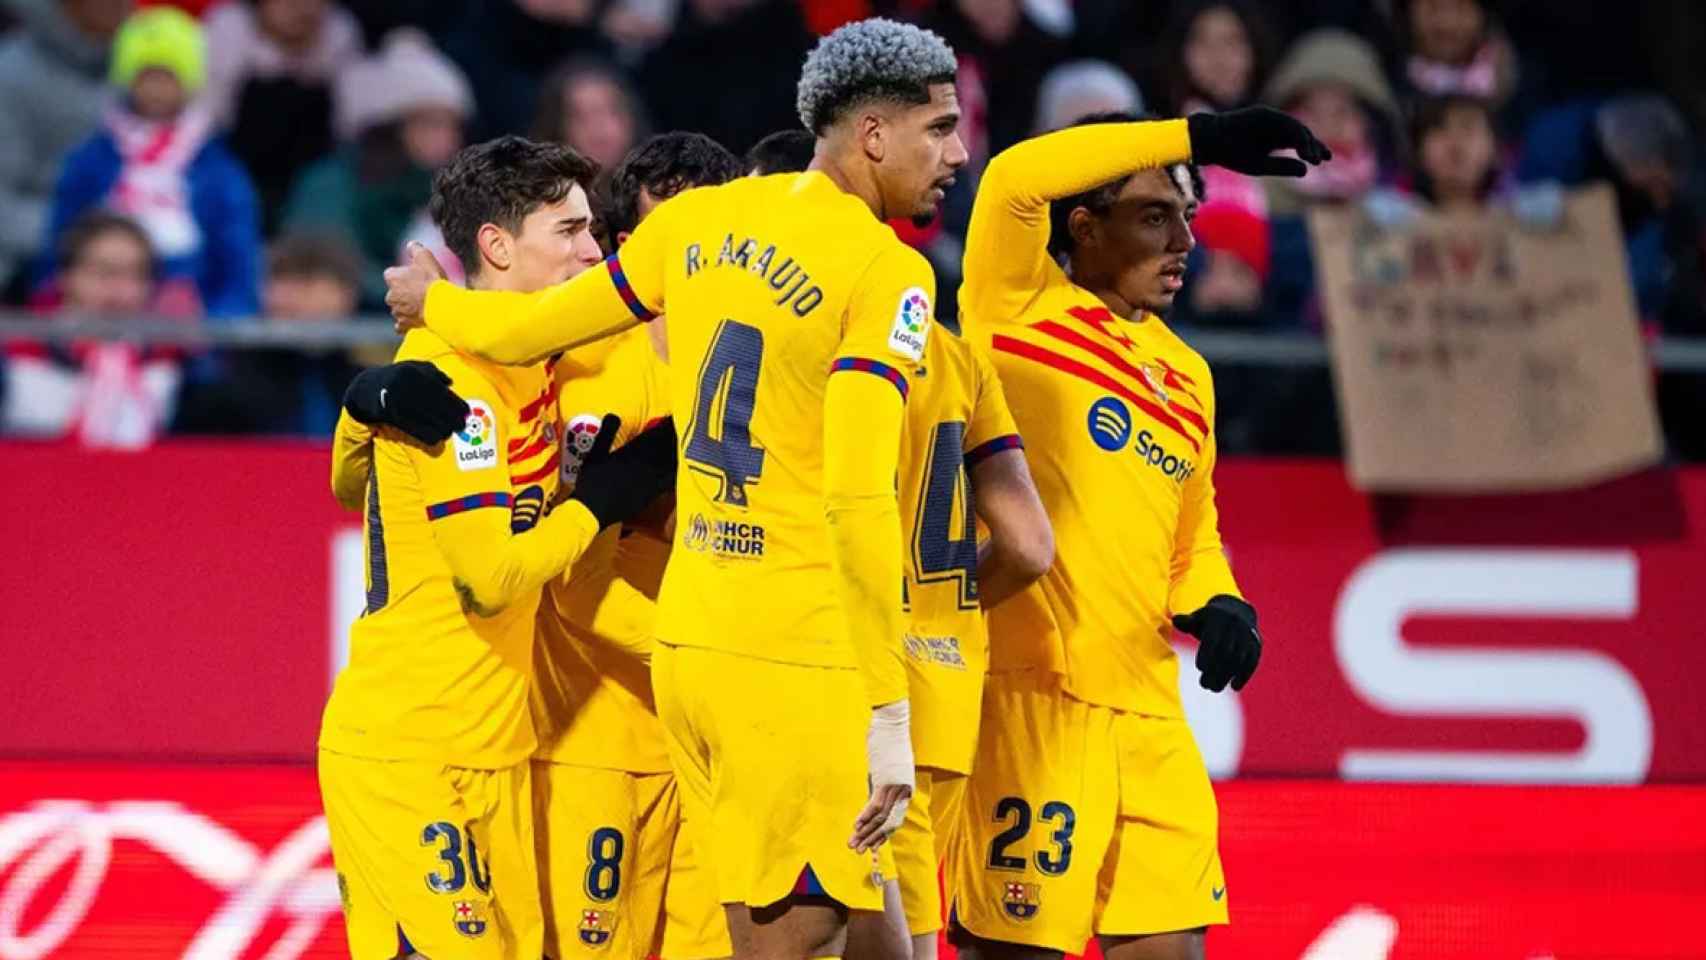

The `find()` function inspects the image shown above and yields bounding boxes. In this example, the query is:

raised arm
[961,119,1192,324]
[961,107,1330,326]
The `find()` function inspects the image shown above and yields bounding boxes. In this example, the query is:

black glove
[1186,106,1332,178]
[343,360,470,446]
[1172,594,1261,693]
[569,414,679,529]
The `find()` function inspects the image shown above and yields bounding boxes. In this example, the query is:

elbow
[452,576,516,618]
[1010,523,1055,585]
[1021,527,1055,583]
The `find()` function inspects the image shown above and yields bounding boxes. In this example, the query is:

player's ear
[1067,205,1100,252]
[476,222,512,273]
[858,111,886,163]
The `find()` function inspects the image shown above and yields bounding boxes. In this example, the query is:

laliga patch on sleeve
[888,286,931,361]
[453,398,500,471]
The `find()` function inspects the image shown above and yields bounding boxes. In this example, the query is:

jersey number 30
[686,320,766,506]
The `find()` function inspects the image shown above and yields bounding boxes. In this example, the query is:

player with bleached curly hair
[382,16,997,960]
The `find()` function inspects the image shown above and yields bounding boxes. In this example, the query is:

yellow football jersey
[960,118,1241,719]
[899,325,1020,773]
[531,324,674,773]
[321,330,599,768]
[424,171,938,704]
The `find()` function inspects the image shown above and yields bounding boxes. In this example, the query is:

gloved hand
[850,699,914,853]
[1172,594,1262,692]
[569,414,679,529]
[1186,106,1333,178]
[343,360,470,446]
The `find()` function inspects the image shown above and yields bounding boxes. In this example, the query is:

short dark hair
[430,135,599,276]
[267,230,364,292]
[1409,94,1500,204]
[603,132,742,241]
[1047,111,1205,260]
[746,129,816,174]
[60,210,153,271]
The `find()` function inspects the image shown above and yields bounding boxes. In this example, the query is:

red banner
[2,765,1701,959]
[3,444,1704,782]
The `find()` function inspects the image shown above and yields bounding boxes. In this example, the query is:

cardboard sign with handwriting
[1310,184,1662,491]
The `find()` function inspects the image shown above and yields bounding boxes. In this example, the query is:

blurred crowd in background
[0,0,1702,457]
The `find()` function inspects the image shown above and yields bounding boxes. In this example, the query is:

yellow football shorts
[945,670,1227,952]
[532,762,730,960]
[651,642,895,913]
[891,767,967,936]
[318,748,543,959]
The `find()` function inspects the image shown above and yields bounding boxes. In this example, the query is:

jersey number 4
[686,319,766,506]
[911,421,979,609]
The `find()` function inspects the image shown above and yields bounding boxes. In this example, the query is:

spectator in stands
[0,0,132,299]
[281,29,471,309]
[599,0,678,54]
[1152,0,1278,117]
[440,0,612,142]
[637,0,812,154]
[1518,94,1704,332]
[1146,3,1281,330]
[262,228,361,321]
[1,210,184,447]
[1180,168,1275,329]
[1032,60,1143,134]
[1394,0,1517,107]
[201,0,364,233]
[172,229,366,435]
[925,0,1069,173]
[745,128,814,176]
[46,6,263,318]
[1261,28,1401,323]
[1359,95,1569,229]
[531,56,649,173]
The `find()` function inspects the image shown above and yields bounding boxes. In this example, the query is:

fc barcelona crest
[453,899,489,938]
[1001,881,1040,921]
[580,907,613,947]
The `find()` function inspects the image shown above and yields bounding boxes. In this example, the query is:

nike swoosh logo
[379,388,388,409]
[1212,886,1225,901]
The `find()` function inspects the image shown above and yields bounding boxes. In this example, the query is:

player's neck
[1075,276,1142,323]
[808,151,887,221]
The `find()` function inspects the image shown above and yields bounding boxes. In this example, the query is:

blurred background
[0,0,1703,957]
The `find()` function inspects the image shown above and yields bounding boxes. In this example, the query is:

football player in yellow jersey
[381,18,968,960]
[320,136,678,960]
[341,136,742,960]
[944,109,1328,960]
[525,133,741,960]
[715,134,1056,960]
[871,319,1055,960]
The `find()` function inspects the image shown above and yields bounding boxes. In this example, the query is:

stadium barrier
[6,444,1705,957]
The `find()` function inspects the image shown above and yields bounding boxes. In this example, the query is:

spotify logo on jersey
[1087,396,1133,451]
